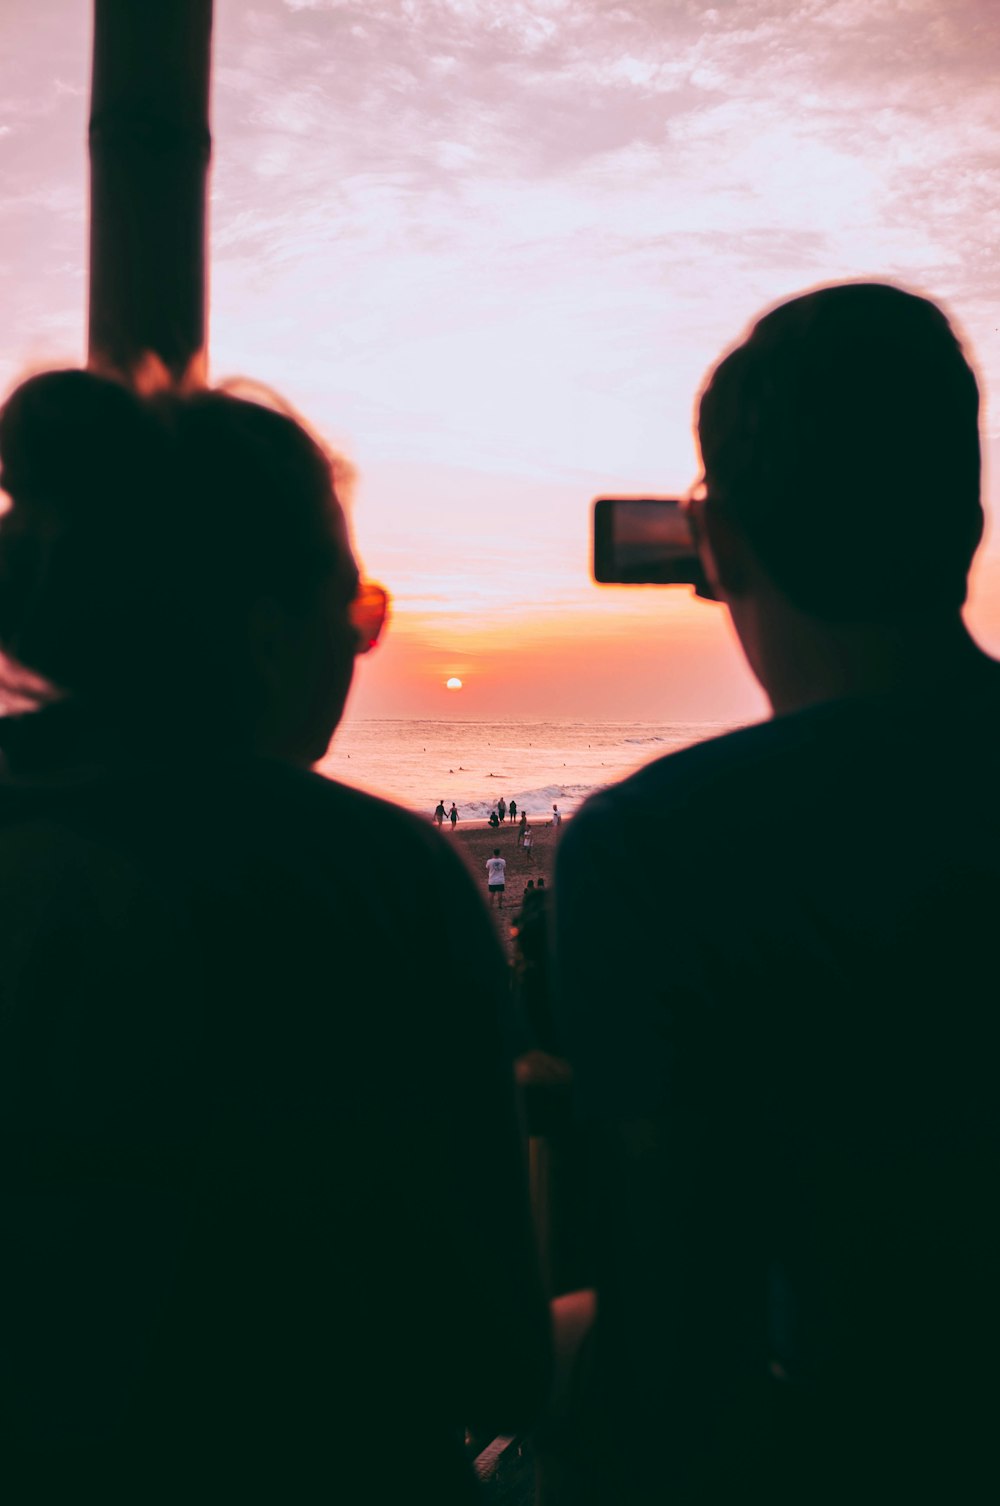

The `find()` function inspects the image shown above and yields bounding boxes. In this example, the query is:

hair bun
[0,370,174,697]
[0,369,169,527]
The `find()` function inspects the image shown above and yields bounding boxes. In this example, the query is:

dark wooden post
[88,0,213,381]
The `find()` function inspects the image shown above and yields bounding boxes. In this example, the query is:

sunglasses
[349,581,389,655]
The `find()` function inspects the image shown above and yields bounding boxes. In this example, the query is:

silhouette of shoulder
[557,662,1000,1121]
[0,739,536,1499]
[567,662,1000,861]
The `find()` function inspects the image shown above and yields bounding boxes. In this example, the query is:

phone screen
[593,497,711,592]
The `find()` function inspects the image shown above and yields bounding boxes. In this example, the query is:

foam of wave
[455,782,600,822]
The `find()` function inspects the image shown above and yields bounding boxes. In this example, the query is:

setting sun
[446,677,463,691]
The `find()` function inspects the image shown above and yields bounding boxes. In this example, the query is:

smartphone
[592,496,715,596]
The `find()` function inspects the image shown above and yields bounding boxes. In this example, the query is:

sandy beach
[444,816,561,956]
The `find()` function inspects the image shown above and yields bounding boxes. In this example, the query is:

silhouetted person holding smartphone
[0,369,549,1503]
[554,283,1000,1504]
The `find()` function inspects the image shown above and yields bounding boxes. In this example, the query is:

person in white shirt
[551,804,562,828]
[486,848,507,907]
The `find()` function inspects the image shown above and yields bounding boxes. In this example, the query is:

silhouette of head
[0,369,362,761]
[697,282,982,620]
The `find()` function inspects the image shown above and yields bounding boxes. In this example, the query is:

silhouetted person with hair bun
[0,369,549,1503]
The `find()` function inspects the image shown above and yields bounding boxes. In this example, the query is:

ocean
[317,717,744,821]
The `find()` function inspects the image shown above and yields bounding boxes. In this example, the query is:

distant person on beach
[551,804,561,828]
[509,798,517,823]
[522,825,534,863]
[449,801,458,827]
[488,809,500,829]
[0,369,549,1503]
[517,811,527,847]
[498,796,507,823]
[486,848,507,907]
[554,282,1000,1505]
[433,798,446,826]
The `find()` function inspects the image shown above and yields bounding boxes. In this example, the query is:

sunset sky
[1,0,998,722]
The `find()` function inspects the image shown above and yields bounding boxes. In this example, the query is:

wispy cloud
[211,0,1000,443]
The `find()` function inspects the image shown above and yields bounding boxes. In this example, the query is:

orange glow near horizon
[344,584,770,722]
